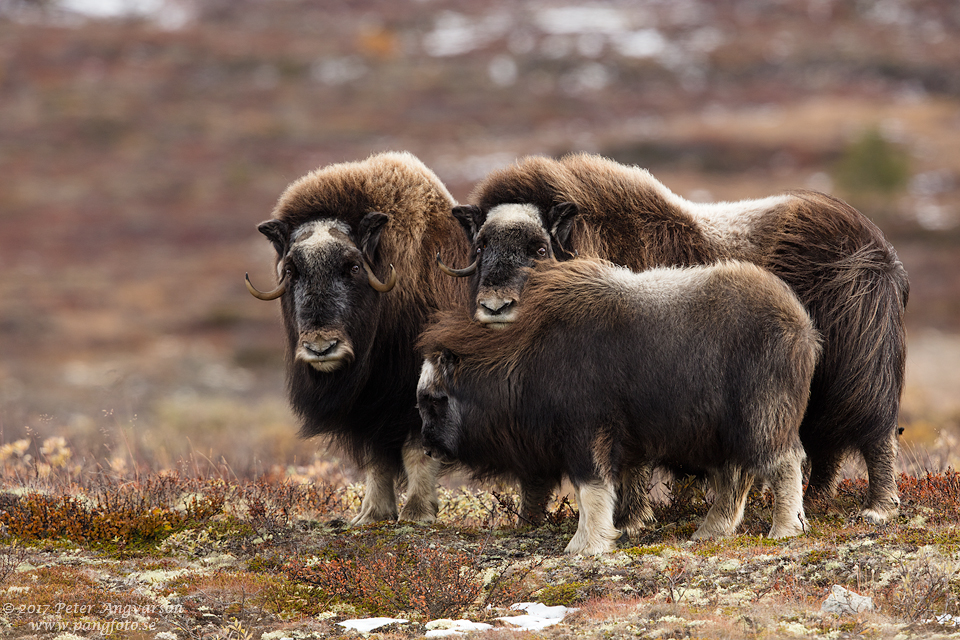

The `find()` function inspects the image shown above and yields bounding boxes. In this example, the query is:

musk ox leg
[691,466,754,540]
[860,429,901,524]
[614,464,655,535]
[352,465,399,526]
[398,438,440,523]
[519,480,556,526]
[767,448,808,539]
[565,480,619,555]
[805,448,845,500]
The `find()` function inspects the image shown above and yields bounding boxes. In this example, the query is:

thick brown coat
[458,153,908,522]
[418,258,819,552]
[251,152,471,524]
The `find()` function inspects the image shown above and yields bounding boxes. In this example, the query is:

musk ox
[244,151,473,525]
[440,153,909,525]
[418,258,820,554]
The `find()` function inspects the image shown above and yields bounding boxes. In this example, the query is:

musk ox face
[416,358,460,464]
[449,201,581,328]
[253,212,396,373]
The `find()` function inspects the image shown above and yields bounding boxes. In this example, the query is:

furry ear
[357,212,390,264]
[452,205,483,241]
[546,202,580,259]
[438,348,461,370]
[257,219,290,257]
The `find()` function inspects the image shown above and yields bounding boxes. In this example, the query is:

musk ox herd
[246,151,909,554]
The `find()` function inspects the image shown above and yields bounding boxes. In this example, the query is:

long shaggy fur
[467,153,909,520]
[263,152,471,519]
[418,258,819,550]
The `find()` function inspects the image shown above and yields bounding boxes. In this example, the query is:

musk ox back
[418,258,819,554]
[445,153,908,524]
[245,151,470,525]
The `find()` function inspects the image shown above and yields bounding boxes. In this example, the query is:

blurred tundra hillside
[1,0,959,476]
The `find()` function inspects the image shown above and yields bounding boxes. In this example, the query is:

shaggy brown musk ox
[440,153,909,527]
[418,258,820,554]
[245,151,471,525]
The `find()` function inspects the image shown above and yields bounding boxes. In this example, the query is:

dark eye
[537,246,547,257]
[350,264,361,275]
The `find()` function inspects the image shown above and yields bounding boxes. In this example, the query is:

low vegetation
[3,438,960,638]
[1,1,959,637]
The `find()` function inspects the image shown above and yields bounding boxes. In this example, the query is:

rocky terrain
[3,466,960,639]
[1,1,960,637]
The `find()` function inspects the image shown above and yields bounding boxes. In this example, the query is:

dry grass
[1,2,959,637]
[3,443,960,638]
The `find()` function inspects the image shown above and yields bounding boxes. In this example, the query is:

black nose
[302,339,338,357]
[480,299,514,316]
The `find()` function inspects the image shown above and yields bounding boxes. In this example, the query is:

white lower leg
[768,450,808,538]
[692,466,753,540]
[398,440,440,523]
[565,480,619,555]
[861,429,902,524]
[352,465,398,525]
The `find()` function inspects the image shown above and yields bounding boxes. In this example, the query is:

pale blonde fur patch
[416,360,437,396]
[565,481,619,555]
[484,203,543,227]
[291,219,353,250]
[600,262,713,309]
[618,165,788,254]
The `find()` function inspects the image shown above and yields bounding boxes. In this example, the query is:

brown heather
[2,1,960,637]
[3,451,960,638]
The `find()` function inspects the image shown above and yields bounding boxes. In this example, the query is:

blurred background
[1,0,958,481]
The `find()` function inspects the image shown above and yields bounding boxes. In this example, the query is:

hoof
[398,500,439,524]
[350,510,398,527]
[860,496,900,524]
[768,524,806,539]
[564,538,615,555]
[690,528,725,541]
[860,507,894,524]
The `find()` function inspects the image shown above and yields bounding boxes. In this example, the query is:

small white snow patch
[425,619,494,637]
[422,11,510,57]
[534,6,627,35]
[932,614,960,626]
[613,28,666,58]
[497,602,577,631]
[337,617,408,634]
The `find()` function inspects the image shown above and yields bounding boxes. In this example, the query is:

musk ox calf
[418,258,820,554]
[441,153,908,525]
[245,151,471,525]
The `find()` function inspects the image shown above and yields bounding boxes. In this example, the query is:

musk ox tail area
[764,191,909,521]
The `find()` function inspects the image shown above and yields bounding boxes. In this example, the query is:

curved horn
[436,252,478,277]
[364,260,398,293]
[245,270,287,301]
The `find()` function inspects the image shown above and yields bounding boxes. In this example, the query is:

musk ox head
[416,356,460,464]
[247,211,397,373]
[439,201,580,327]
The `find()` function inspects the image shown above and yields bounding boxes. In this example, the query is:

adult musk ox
[245,151,472,525]
[418,258,819,554]
[440,153,909,525]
